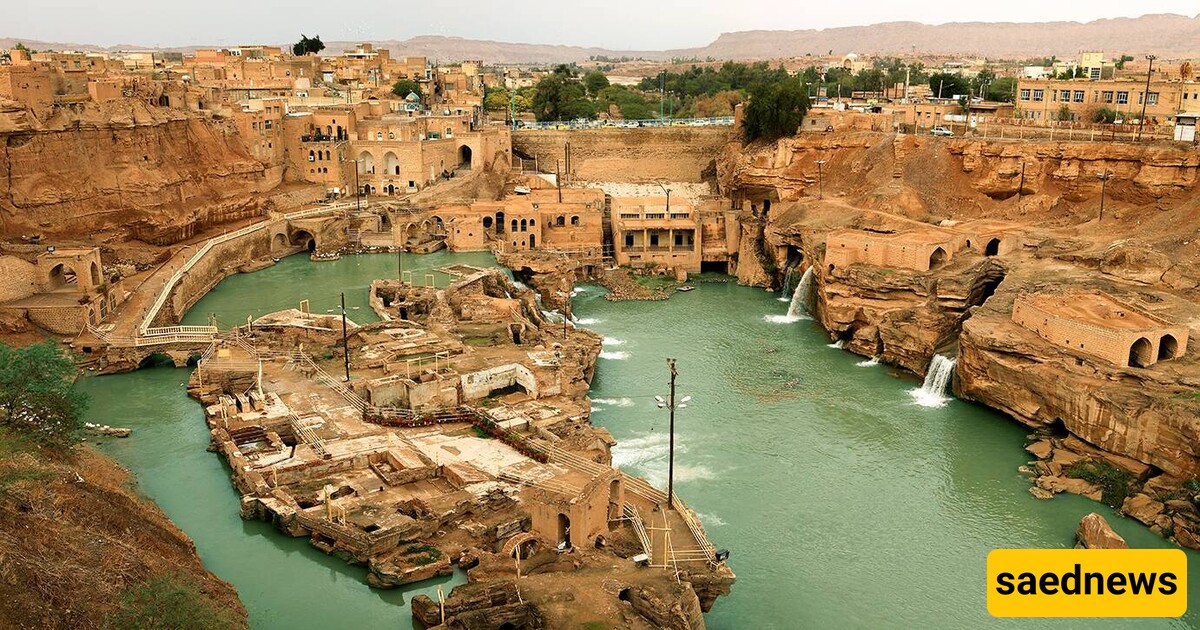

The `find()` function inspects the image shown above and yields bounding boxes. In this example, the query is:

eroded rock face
[0,100,269,240]
[1075,512,1129,549]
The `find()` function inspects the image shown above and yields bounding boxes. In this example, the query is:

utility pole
[660,71,665,120]
[666,358,677,509]
[340,292,351,381]
[1137,55,1156,142]
[556,159,562,203]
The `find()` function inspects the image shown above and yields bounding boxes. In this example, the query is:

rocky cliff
[0,98,271,242]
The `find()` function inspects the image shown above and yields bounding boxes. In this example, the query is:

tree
[483,86,510,111]
[291,34,325,57]
[583,71,610,97]
[741,77,809,143]
[531,71,594,121]
[1091,107,1118,124]
[986,77,1017,102]
[928,72,971,99]
[390,79,422,100]
[1056,105,1073,121]
[0,341,86,449]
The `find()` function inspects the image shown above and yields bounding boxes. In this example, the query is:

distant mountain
[4,13,1200,64]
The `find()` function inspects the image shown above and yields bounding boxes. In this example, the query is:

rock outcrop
[1075,512,1129,549]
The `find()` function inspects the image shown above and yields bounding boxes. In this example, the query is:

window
[1102,91,1114,104]
[619,213,640,219]
[264,120,273,130]
[376,132,383,140]
[1073,90,1084,103]
[1147,92,1159,106]
[1060,89,1070,102]
[1019,89,1031,101]
[1116,91,1129,104]
[570,216,579,226]
[625,233,634,247]
[649,233,659,247]
[1032,89,1044,102]
[674,232,684,246]
[388,132,395,139]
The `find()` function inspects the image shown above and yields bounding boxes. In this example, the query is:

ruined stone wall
[513,127,732,183]
[825,231,962,273]
[0,255,39,302]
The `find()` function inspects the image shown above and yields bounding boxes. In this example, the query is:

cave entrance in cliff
[928,247,948,269]
[1158,335,1179,361]
[557,513,571,548]
[291,230,316,252]
[1128,337,1154,368]
[985,238,1001,256]
[458,145,472,169]
[700,261,729,274]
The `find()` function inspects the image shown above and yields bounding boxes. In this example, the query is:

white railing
[137,200,366,338]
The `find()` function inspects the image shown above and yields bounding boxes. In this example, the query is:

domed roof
[405,92,421,102]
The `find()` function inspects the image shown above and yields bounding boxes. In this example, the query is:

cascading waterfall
[787,267,815,318]
[910,354,957,408]
[780,264,800,301]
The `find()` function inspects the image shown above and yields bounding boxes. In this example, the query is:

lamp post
[814,160,827,200]
[657,182,671,215]
[655,359,690,509]
[1097,170,1113,222]
[1136,55,1157,142]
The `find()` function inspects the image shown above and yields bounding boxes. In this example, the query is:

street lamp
[814,160,827,200]
[1097,170,1113,222]
[655,358,690,510]
[1137,55,1157,142]
[657,182,671,215]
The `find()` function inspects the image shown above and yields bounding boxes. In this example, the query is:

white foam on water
[602,337,625,346]
[909,354,957,408]
[574,318,603,325]
[856,356,881,367]
[697,512,728,527]
[763,314,808,324]
[827,340,845,348]
[592,397,635,407]
[599,351,630,360]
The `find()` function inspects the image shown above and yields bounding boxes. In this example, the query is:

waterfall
[781,264,800,299]
[910,354,957,408]
[787,267,815,318]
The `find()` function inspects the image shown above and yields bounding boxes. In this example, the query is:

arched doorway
[1129,337,1153,368]
[291,229,316,252]
[495,212,505,234]
[89,261,101,286]
[529,234,535,248]
[929,247,948,269]
[1159,334,1179,361]
[357,151,375,174]
[458,145,472,169]
[47,263,76,290]
[985,238,1001,256]
[271,233,288,253]
[557,513,571,548]
[157,94,170,107]
[607,479,621,523]
[384,151,400,176]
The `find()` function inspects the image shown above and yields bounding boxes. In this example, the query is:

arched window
[520,219,527,232]
[375,132,383,140]
[556,215,565,226]
[529,219,535,227]
[308,150,315,162]
[511,219,518,232]
[570,216,579,226]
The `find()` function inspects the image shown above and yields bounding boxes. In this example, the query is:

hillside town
[2,10,1200,630]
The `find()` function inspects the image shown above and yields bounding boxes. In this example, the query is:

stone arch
[46,263,76,289]
[929,247,948,269]
[501,532,540,559]
[1129,337,1154,368]
[1159,334,1179,361]
[985,238,1001,256]
[431,216,444,231]
[482,216,493,229]
[89,261,101,286]
[607,478,622,523]
[383,151,400,176]
[404,223,418,244]
[357,151,375,174]
[557,513,571,547]
[271,232,288,253]
[291,229,317,252]
[385,184,395,195]
[458,145,472,169]
[520,218,527,232]
[511,219,519,233]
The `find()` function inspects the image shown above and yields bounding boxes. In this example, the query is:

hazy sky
[7,0,1199,49]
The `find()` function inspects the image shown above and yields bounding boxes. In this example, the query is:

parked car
[931,126,954,137]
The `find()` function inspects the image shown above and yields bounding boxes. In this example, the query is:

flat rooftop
[1022,293,1167,331]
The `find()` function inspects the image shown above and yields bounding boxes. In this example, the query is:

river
[76,253,1197,629]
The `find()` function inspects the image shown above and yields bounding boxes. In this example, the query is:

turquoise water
[78,255,1197,629]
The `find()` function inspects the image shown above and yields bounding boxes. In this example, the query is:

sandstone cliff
[0,99,271,242]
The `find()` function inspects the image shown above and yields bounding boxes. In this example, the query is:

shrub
[1063,460,1135,508]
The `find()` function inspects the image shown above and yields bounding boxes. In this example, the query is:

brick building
[1012,292,1189,368]
[824,228,966,273]
[610,196,702,272]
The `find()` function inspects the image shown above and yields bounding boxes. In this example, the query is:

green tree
[291,34,325,57]
[583,70,610,97]
[928,72,971,99]
[1091,107,1118,124]
[0,341,86,449]
[483,86,510,111]
[531,69,594,121]
[741,77,810,143]
[390,79,422,100]
[986,77,1017,102]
